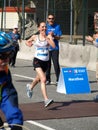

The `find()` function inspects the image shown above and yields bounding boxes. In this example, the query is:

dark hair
[37,21,46,27]
[48,14,55,18]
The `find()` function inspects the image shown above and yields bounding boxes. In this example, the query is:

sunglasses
[48,18,54,20]
[0,52,12,60]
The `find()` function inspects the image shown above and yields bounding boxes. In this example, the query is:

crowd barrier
[17,41,97,71]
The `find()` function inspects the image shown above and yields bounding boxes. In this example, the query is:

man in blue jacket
[46,14,62,85]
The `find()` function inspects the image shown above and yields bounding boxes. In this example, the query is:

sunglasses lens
[48,18,54,20]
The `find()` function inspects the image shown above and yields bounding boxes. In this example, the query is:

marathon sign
[57,67,91,94]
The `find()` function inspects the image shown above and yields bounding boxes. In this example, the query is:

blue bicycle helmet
[0,31,14,52]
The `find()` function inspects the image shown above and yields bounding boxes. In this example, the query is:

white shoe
[44,99,53,107]
[26,84,33,98]
[94,95,98,102]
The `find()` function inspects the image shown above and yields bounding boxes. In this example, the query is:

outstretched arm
[26,35,36,47]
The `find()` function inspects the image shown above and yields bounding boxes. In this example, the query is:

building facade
[0,7,36,30]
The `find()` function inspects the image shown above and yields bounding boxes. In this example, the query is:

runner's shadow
[48,100,94,110]
[91,90,98,93]
[89,80,97,83]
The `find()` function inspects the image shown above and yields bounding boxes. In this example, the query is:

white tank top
[33,35,49,61]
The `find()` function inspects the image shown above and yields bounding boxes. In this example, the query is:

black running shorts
[33,58,49,72]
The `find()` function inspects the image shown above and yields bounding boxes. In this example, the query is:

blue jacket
[46,23,62,51]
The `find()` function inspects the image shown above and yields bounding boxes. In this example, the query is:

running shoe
[44,99,54,107]
[26,84,33,98]
[46,80,50,85]
[94,95,98,102]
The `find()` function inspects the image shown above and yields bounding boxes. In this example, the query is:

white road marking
[13,74,56,85]
[13,74,34,80]
[26,120,56,130]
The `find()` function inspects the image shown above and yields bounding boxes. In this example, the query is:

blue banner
[57,67,91,94]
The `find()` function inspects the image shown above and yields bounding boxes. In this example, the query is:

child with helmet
[0,31,23,130]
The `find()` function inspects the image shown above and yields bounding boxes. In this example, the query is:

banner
[57,67,91,94]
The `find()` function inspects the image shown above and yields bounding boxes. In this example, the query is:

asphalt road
[8,58,98,130]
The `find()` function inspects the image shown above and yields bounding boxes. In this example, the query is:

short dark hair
[48,14,55,18]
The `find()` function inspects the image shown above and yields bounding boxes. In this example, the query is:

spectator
[86,32,98,81]
[86,32,98,101]
[26,22,55,107]
[9,25,21,67]
[0,31,23,130]
[46,14,62,85]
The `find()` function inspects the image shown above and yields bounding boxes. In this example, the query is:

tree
[73,0,83,36]
[72,0,83,44]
